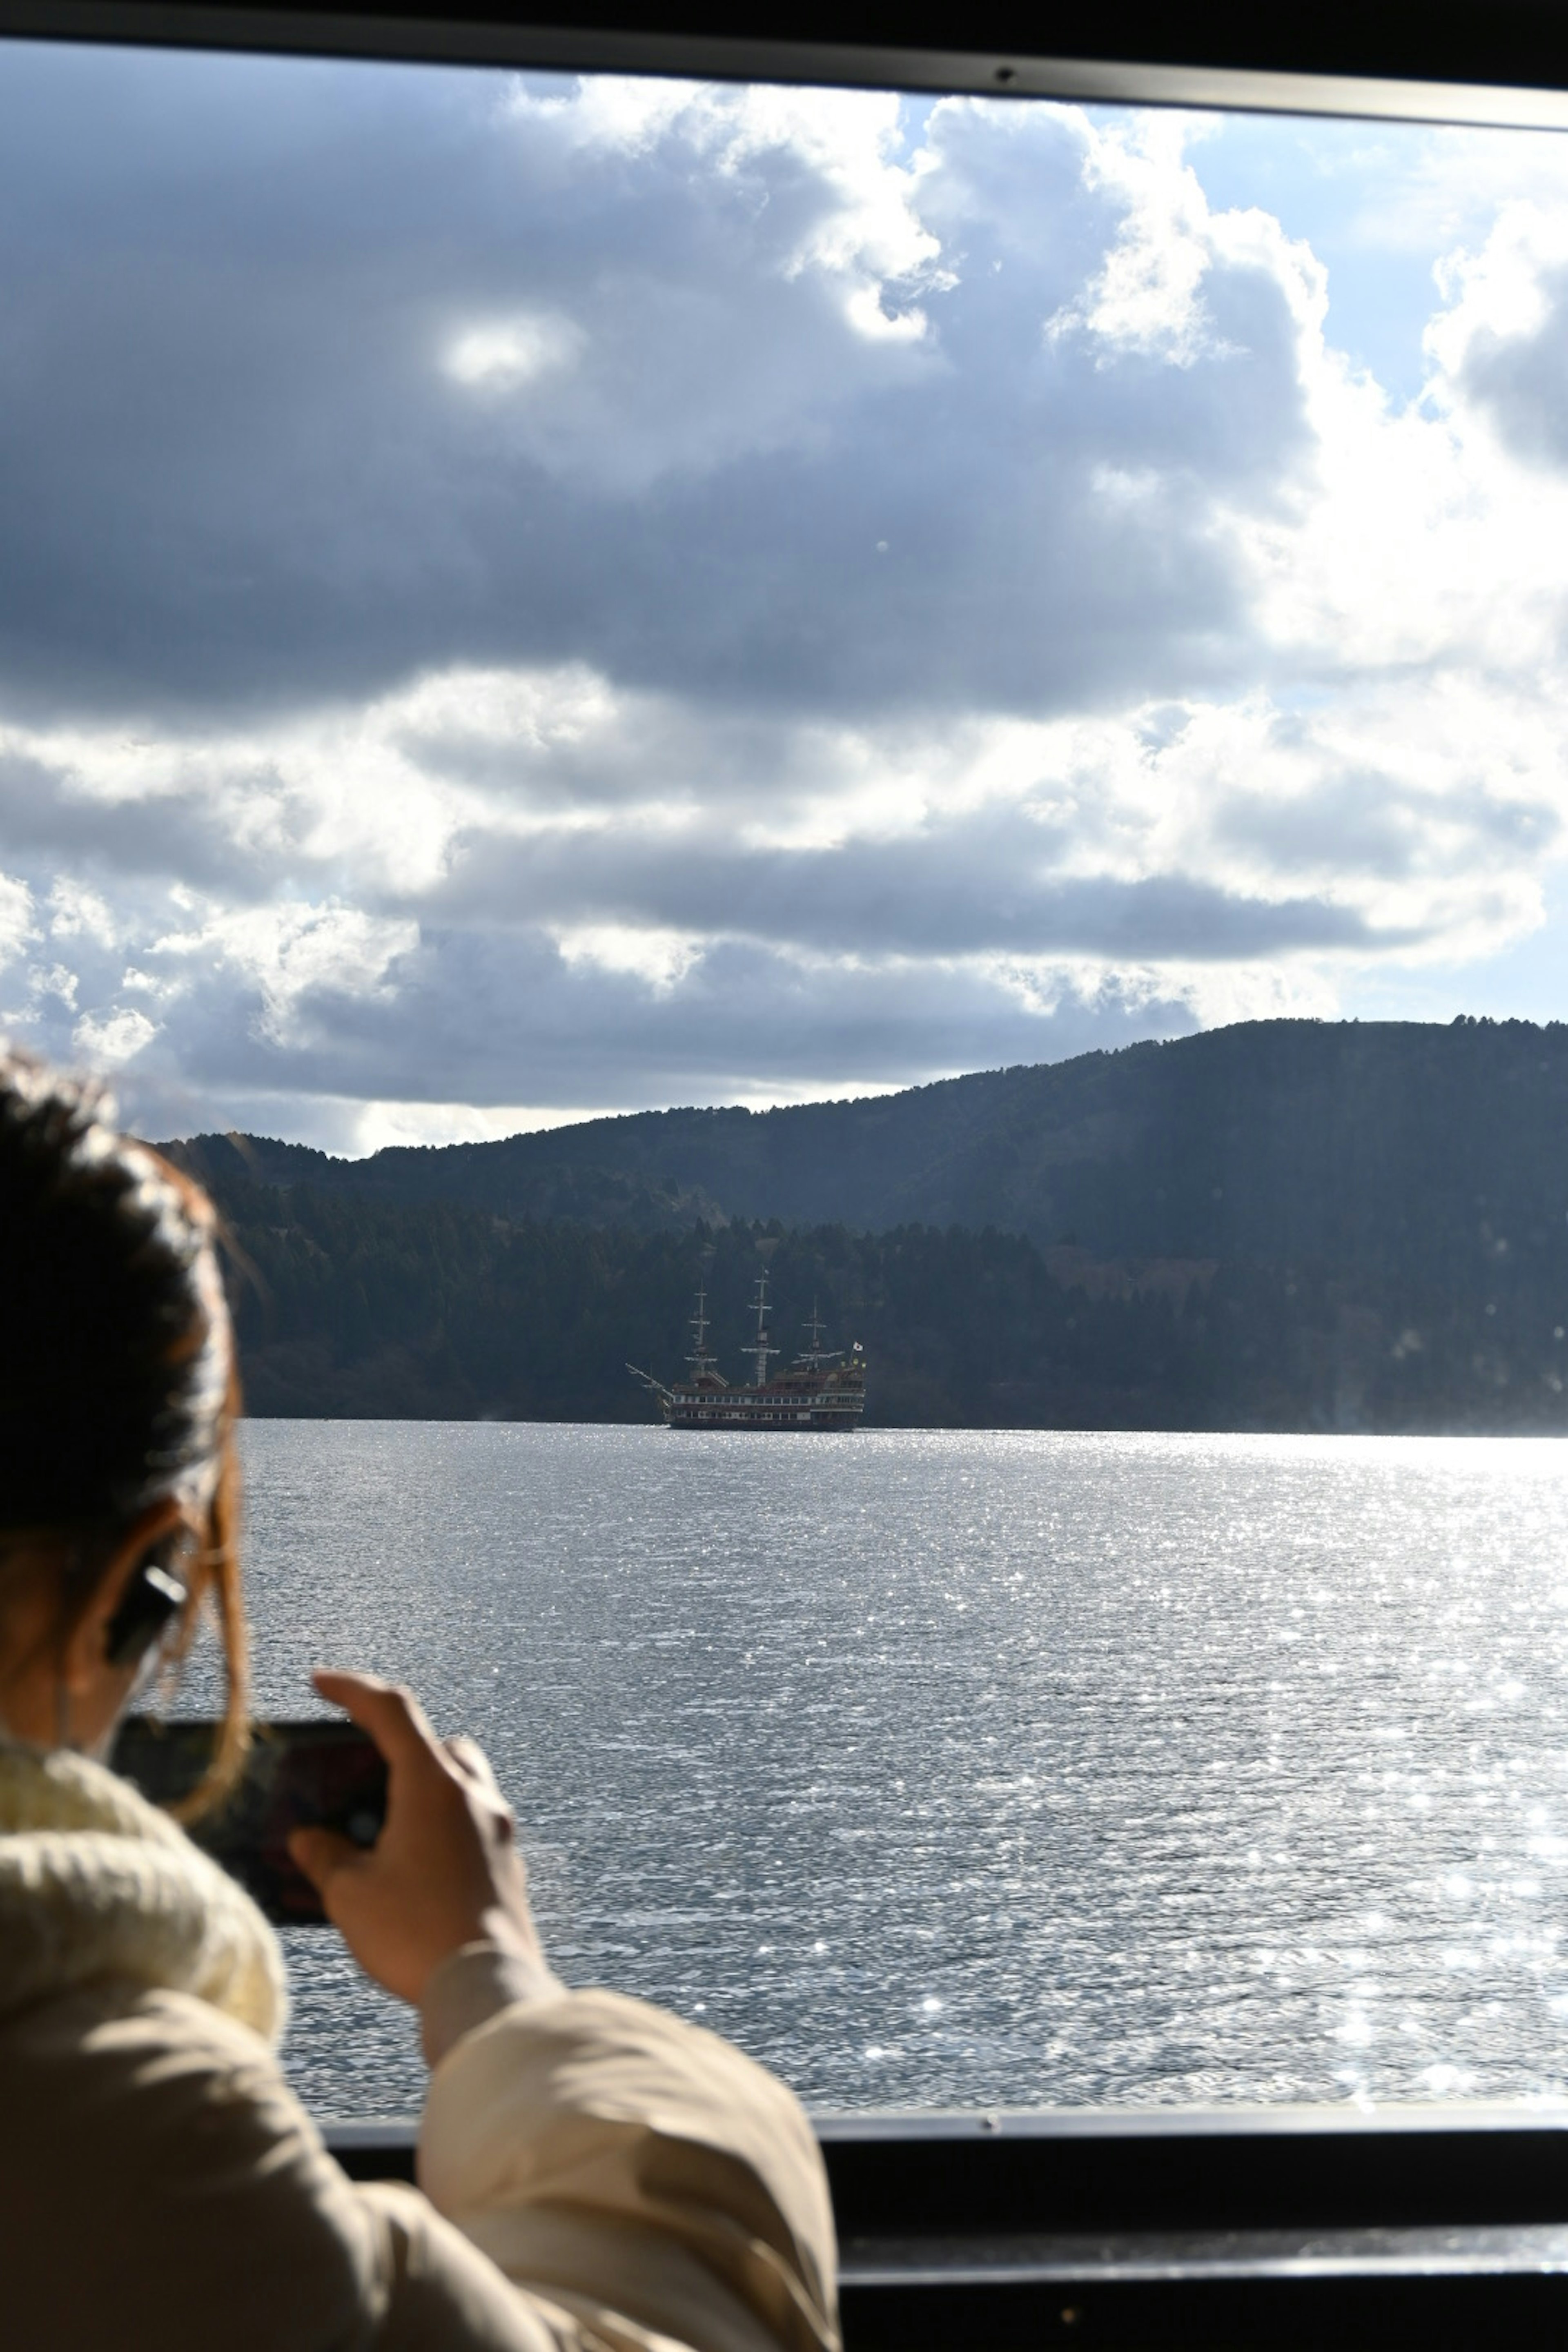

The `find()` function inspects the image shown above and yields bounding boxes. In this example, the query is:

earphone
[103,1546,189,1670]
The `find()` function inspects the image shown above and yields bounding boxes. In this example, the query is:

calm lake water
[224,1421,1568,2119]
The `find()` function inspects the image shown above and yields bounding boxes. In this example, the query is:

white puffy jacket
[0,1743,839,2352]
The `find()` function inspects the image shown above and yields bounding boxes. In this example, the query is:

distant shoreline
[179,1020,1568,1442]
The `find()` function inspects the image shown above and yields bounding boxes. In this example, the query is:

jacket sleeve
[2,1969,837,2352]
[416,1947,840,2352]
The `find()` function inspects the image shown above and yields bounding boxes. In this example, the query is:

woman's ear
[59,1497,188,1699]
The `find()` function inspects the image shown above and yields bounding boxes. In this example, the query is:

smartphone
[111,1715,388,1926]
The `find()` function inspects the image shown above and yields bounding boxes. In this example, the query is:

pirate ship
[628,1277,866,1429]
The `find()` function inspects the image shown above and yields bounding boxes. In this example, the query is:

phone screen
[111,1715,388,1925]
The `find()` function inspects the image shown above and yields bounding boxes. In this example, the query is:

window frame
[16,0,1568,2328]
[7,0,1568,130]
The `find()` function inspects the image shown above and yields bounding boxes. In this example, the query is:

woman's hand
[288,1669,548,2008]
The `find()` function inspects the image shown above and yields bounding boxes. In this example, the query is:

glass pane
[5,36,1568,2116]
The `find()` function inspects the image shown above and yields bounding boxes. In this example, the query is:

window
[6,27,1568,2122]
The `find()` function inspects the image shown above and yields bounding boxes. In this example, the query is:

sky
[5,48,1568,1149]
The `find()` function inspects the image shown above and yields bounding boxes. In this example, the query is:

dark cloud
[1456,262,1568,469]
[135,926,1201,1118]
[436,812,1395,958]
[0,49,1309,731]
[0,752,286,898]
[1215,769,1560,883]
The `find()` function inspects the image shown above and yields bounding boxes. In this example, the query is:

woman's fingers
[289,1824,363,1901]
[444,1734,500,1795]
[312,1668,437,1766]
[300,1668,544,2006]
[444,1737,516,1844]
[315,1669,504,1806]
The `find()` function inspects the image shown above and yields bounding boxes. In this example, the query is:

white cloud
[30,963,78,1010]
[154,900,420,1048]
[49,877,116,944]
[554,922,704,992]
[445,310,584,390]
[1341,121,1568,262]
[1050,113,1225,363]
[1431,200,1568,354]
[345,1096,612,1152]
[0,872,34,967]
[73,1006,156,1064]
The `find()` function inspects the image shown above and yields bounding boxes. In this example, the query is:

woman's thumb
[289,1824,361,1897]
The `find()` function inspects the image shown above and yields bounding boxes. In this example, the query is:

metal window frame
[14,0,1568,2330]
[8,0,1568,131]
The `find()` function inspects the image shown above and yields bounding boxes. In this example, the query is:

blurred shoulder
[0,1976,332,2176]
[0,1980,386,2348]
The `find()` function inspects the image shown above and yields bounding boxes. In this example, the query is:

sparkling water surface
[223,1421,1568,2118]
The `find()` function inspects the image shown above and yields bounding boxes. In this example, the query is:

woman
[0,1049,838,2352]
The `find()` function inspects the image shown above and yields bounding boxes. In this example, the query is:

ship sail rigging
[687,1284,722,1383]
[746,1274,780,1388]
[796,1297,835,1372]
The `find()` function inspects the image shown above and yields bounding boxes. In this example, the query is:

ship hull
[663,1378,864,1430]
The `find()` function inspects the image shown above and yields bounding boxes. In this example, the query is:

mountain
[157,1018,1568,1432]
[167,1016,1568,1303]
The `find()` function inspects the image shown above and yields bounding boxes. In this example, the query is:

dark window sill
[327,2102,1568,2345]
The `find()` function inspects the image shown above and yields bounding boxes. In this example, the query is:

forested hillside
[172,1018,1568,1321]
[205,1180,1568,1433]
[166,1015,1568,1434]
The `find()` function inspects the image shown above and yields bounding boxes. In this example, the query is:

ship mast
[797,1295,828,1370]
[686,1283,719,1380]
[746,1273,779,1388]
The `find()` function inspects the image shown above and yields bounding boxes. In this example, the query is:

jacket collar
[0,1739,285,2044]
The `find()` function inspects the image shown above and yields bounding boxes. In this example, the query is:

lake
[224,1421,1568,2120]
